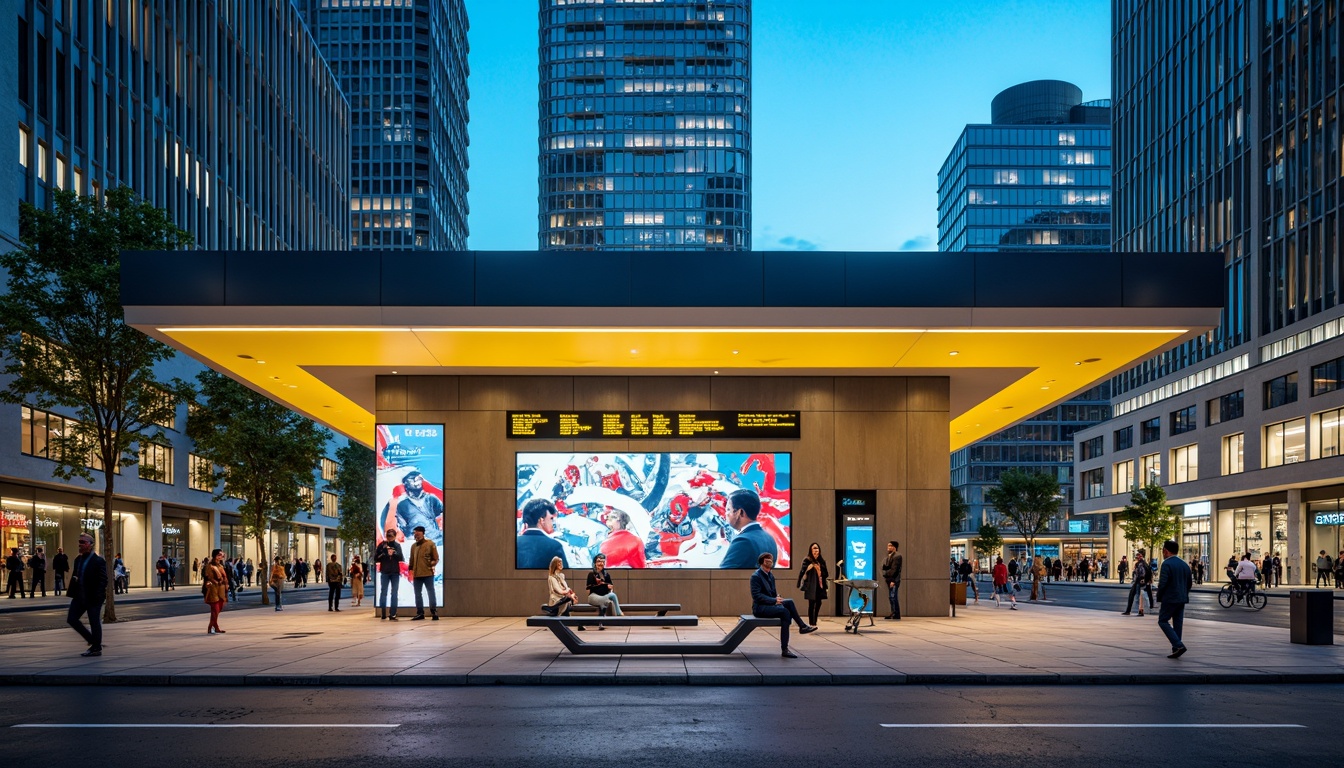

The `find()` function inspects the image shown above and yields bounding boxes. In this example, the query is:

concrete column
[1286,488,1305,585]
[1214,506,1234,575]
[211,510,222,552]
[148,500,163,580]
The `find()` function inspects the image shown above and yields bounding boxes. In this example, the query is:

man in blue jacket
[517,498,567,570]
[751,552,817,658]
[720,489,777,569]
[67,534,108,657]
[1155,539,1192,659]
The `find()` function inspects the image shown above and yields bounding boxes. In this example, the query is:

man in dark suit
[52,547,69,594]
[1155,539,1192,659]
[751,552,817,658]
[517,498,567,570]
[67,533,108,657]
[719,489,777,569]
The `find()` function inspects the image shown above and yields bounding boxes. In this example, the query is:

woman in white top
[544,556,582,628]
[1233,553,1258,597]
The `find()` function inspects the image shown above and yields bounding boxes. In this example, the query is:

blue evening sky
[464,1,1110,252]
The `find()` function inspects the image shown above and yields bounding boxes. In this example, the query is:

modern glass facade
[941,81,1113,548]
[296,0,470,250]
[10,0,350,251]
[538,0,751,250]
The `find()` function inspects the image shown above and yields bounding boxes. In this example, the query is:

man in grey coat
[1155,539,1192,659]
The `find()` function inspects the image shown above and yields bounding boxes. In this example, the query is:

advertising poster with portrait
[515,452,791,569]
[374,424,444,607]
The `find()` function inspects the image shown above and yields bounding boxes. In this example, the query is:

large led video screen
[373,424,444,608]
[516,452,791,569]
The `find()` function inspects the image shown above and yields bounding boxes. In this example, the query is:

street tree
[187,369,330,605]
[0,188,192,621]
[970,523,1003,563]
[332,442,375,559]
[950,486,970,532]
[984,469,1060,562]
[1116,482,1179,562]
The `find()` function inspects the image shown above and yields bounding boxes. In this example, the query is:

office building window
[300,486,314,509]
[1171,405,1197,435]
[139,442,174,484]
[1140,453,1161,485]
[1263,372,1298,409]
[1170,444,1198,484]
[1080,467,1104,499]
[1311,407,1344,459]
[19,124,29,167]
[21,405,116,472]
[321,490,339,519]
[321,457,339,481]
[1263,418,1306,467]
[1080,436,1104,461]
[1311,356,1344,396]
[1140,417,1161,444]
[188,453,214,492]
[1222,433,1245,475]
[1114,426,1133,451]
[1113,459,1135,494]
[1207,391,1243,425]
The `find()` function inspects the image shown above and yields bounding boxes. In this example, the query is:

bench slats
[533,613,784,655]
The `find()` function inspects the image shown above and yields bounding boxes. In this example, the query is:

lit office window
[1221,433,1245,475]
[321,458,339,481]
[189,453,214,492]
[19,125,29,167]
[1170,444,1198,484]
[139,442,175,484]
[1263,418,1306,467]
[1113,459,1135,493]
[1311,407,1344,459]
[1140,453,1161,485]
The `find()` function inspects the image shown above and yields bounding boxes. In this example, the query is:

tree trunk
[258,535,270,606]
[101,481,117,622]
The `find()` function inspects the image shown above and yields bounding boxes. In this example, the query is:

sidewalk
[0,584,321,614]
[0,597,1340,687]
[1007,577,1344,598]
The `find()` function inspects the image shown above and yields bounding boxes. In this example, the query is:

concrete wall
[376,375,951,617]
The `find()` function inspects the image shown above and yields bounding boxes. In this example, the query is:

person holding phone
[585,553,622,629]
[796,542,828,627]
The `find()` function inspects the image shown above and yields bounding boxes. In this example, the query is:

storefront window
[1307,500,1344,584]
[1181,515,1210,571]
[1229,505,1287,565]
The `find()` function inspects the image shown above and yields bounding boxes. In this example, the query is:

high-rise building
[537,0,751,250]
[1,0,350,586]
[1073,2,1344,585]
[940,81,1114,565]
[296,0,470,250]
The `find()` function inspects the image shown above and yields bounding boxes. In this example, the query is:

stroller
[833,559,880,635]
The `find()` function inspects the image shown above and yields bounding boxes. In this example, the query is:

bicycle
[1217,580,1267,610]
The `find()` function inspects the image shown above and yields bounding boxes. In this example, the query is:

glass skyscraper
[296,0,470,250]
[538,0,750,250]
[940,81,1113,563]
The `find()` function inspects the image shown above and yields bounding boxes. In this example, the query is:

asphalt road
[1009,580,1344,634]
[0,587,335,634]
[0,685,1338,766]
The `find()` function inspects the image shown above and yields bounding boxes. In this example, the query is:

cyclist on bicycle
[1232,553,1258,601]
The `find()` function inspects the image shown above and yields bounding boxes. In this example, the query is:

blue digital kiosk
[835,491,877,617]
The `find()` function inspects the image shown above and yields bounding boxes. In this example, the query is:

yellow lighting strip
[159,326,1190,335]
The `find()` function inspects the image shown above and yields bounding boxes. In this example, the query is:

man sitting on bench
[751,552,817,658]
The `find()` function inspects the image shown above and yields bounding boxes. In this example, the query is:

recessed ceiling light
[391,370,398,374]
[713,370,719,374]
[256,360,265,364]
[948,351,959,356]
[630,349,638,354]
[732,350,739,355]
[1041,386,1050,390]
[287,384,298,389]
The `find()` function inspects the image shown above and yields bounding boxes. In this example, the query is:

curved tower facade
[538,0,751,251]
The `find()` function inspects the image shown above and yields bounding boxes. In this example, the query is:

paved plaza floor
[1,597,1340,686]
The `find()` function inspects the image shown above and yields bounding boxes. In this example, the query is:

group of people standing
[6,546,65,598]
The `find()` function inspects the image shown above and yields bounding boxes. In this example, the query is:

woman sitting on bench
[543,556,584,629]
[586,554,623,629]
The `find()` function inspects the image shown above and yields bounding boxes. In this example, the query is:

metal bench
[563,603,682,616]
[527,614,780,655]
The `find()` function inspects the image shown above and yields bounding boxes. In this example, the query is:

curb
[2,670,1341,687]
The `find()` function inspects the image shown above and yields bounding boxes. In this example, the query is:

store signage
[507,411,801,440]
[1068,520,1091,533]
[161,525,182,535]
[0,511,29,527]
[1316,512,1344,526]
[1183,501,1212,518]
[34,517,59,528]
[80,518,103,529]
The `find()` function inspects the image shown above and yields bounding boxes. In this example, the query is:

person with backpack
[1122,549,1153,616]
[991,556,1017,610]
[1316,550,1333,587]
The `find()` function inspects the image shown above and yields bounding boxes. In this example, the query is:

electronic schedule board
[507,410,801,440]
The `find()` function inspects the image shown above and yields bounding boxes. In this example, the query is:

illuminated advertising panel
[374,424,444,607]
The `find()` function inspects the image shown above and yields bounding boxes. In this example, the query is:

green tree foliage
[984,469,1060,562]
[332,442,375,557]
[950,486,970,532]
[1116,482,1179,561]
[970,523,1003,562]
[0,188,192,621]
[187,369,330,604]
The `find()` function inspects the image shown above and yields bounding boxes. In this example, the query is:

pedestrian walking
[1156,540,1192,658]
[325,553,345,611]
[52,547,69,594]
[349,556,365,607]
[795,542,827,627]
[155,554,170,590]
[7,548,27,598]
[202,549,228,634]
[66,534,106,656]
[408,525,439,620]
[167,557,177,589]
[27,547,47,597]
[245,558,255,587]
[269,556,286,611]
[375,529,404,620]
[881,540,902,619]
[957,558,979,603]
[1315,550,1333,587]
[192,557,200,583]
[991,556,1017,609]
[1029,556,1047,600]
[1123,549,1153,616]
[1117,555,1129,583]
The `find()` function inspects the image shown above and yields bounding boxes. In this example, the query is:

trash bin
[950,581,967,606]
[1290,590,1334,645]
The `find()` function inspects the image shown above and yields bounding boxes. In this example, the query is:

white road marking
[13,723,400,729]
[880,723,1305,729]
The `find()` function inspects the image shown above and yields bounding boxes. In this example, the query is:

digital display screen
[507,411,800,440]
[515,452,792,569]
[374,424,445,607]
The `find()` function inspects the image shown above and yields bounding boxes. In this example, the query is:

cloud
[898,235,933,251]
[774,235,820,251]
